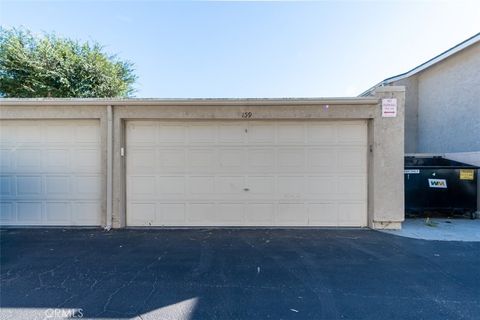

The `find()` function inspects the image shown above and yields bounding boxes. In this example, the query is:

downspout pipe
[105,105,113,231]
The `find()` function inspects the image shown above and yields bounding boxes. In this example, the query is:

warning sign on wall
[382,98,397,117]
[460,169,474,180]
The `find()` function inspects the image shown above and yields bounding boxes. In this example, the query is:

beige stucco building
[0,87,405,229]
[361,33,480,165]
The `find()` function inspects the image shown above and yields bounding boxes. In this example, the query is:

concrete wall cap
[0,97,379,107]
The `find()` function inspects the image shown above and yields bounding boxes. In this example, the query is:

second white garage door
[126,120,367,227]
[0,120,102,226]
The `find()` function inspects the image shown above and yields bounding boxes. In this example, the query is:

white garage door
[126,120,367,227]
[0,120,102,226]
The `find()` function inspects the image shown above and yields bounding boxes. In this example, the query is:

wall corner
[369,86,405,229]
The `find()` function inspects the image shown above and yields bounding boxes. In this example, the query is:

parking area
[1,228,479,320]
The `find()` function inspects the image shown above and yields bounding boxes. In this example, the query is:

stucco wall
[389,42,480,154]
[416,42,480,153]
[393,77,418,153]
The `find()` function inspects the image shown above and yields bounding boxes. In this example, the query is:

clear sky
[1,1,479,98]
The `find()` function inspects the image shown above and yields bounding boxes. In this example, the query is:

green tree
[0,27,137,98]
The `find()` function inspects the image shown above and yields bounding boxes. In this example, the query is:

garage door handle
[244,188,250,191]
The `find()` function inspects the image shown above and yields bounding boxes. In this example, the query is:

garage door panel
[248,148,276,170]
[189,124,216,144]
[188,203,215,224]
[159,124,186,143]
[0,176,13,196]
[160,203,186,225]
[277,124,305,143]
[308,176,336,196]
[0,125,12,143]
[308,203,338,226]
[17,202,42,223]
[247,176,275,194]
[336,122,368,145]
[277,203,307,225]
[0,149,13,171]
[338,203,365,226]
[17,176,43,195]
[0,119,102,226]
[247,124,275,144]
[46,124,74,143]
[45,202,72,223]
[16,124,42,143]
[189,149,216,170]
[278,176,305,196]
[76,176,102,196]
[129,148,156,173]
[127,120,367,227]
[338,176,367,200]
[0,203,14,222]
[307,123,337,144]
[16,149,42,171]
[189,176,215,195]
[245,203,275,225]
[337,147,367,172]
[158,176,185,195]
[45,149,71,171]
[216,176,245,194]
[46,176,71,195]
[219,148,245,170]
[73,202,101,224]
[127,122,157,145]
[278,148,305,170]
[161,149,186,171]
[74,123,100,144]
[307,148,336,171]
[217,203,244,223]
[73,148,101,172]
[219,124,246,144]
[128,202,156,226]
[130,176,156,196]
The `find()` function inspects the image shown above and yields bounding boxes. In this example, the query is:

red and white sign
[382,98,397,117]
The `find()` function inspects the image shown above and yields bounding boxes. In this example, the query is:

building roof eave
[359,32,480,97]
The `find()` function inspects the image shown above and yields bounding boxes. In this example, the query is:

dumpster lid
[404,156,479,169]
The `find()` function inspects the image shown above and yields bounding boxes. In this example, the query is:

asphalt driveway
[1,228,479,320]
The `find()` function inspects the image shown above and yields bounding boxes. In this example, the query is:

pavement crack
[102,253,166,314]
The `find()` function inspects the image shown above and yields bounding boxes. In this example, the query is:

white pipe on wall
[105,105,113,230]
